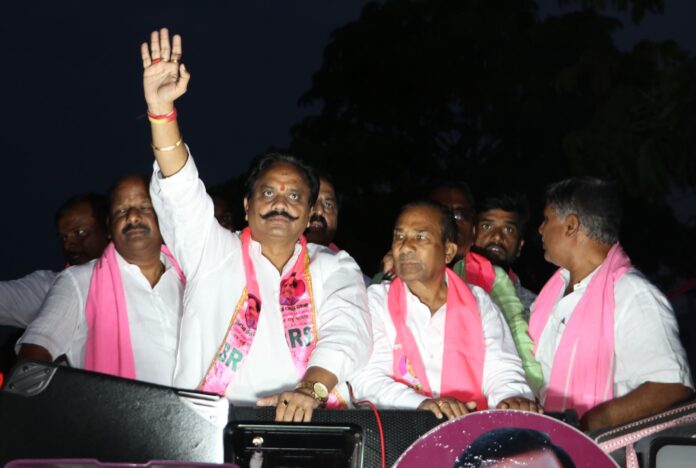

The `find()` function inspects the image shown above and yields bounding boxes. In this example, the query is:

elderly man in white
[351,200,539,420]
[140,28,371,422]
[531,177,693,430]
[17,176,185,387]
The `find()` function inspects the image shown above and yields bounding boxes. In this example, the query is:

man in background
[474,192,536,318]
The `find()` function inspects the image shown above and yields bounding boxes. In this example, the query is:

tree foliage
[284,0,696,283]
[559,0,664,23]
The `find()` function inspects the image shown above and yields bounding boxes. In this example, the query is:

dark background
[1,1,369,279]
[1,0,695,288]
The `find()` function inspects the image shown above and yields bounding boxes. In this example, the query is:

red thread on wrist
[148,107,177,123]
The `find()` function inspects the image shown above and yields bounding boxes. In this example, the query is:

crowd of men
[0,28,692,432]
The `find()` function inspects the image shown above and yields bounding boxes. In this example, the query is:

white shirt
[350,281,533,409]
[17,250,184,386]
[150,153,372,405]
[0,270,58,328]
[533,267,693,403]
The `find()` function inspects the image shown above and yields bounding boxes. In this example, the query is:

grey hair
[545,177,621,244]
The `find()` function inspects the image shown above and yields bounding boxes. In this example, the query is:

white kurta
[150,152,372,405]
[17,251,183,386]
[350,281,533,409]
[533,267,693,404]
[0,270,57,328]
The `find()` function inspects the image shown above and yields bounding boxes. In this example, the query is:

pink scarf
[529,243,631,416]
[464,251,496,293]
[388,268,488,409]
[200,228,344,407]
[84,242,185,379]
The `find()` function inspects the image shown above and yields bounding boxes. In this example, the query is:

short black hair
[245,152,319,207]
[545,177,621,244]
[397,200,458,245]
[478,192,531,235]
[455,428,575,468]
[54,193,109,231]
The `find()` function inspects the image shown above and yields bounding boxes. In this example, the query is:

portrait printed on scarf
[280,272,306,306]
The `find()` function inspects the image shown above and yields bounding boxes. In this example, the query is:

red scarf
[464,251,496,293]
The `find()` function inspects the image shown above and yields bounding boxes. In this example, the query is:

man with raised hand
[17,176,185,386]
[141,28,371,422]
[532,177,693,430]
[352,201,538,419]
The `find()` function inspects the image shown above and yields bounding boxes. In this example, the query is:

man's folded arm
[14,270,83,367]
[17,343,53,362]
[582,382,693,430]
[308,253,373,383]
[348,317,428,408]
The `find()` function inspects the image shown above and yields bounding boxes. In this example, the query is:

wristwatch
[295,381,330,405]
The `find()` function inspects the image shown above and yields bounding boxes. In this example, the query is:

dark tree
[278,0,696,285]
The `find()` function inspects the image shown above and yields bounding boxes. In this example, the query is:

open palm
[141,28,190,114]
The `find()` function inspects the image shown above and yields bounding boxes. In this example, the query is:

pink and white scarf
[200,228,343,407]
[84,242,185,379]
[388,268,488,409]
[529,243,631,416]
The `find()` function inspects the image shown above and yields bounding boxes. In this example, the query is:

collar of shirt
[403,275,450,319]
[248,237,303,277]
[560,265,601,294]
[114,249,176,290]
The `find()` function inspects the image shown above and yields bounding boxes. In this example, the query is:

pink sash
[200,228,343,407]
[388,268,488,409]
[84,242,185,378]
[529,243,631,416]
[464,251,496,293]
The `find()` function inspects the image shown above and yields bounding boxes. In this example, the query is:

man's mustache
[484,242,507,252]
[397,254,418,263]
[122,223,151,235]
[261,210,299,221]
[309,213,327,228]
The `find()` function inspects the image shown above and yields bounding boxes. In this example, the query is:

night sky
[1,1,695,280]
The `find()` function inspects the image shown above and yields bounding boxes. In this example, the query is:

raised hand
[141,28,190,114]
